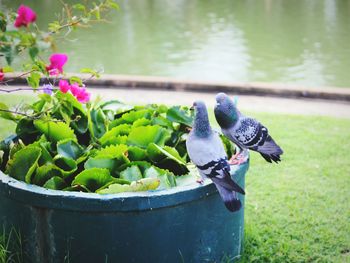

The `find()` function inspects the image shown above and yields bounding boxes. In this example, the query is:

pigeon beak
[215,102,220,107]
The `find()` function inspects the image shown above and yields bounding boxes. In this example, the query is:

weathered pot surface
[0,155,249,263]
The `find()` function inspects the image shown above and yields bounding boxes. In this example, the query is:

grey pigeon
[214,93,283,163]
[186,101,245,212]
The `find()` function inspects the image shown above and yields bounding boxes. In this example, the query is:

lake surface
[3,0,350,87]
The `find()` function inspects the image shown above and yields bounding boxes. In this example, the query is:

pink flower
[0,69,4,82]
[69,83,81,97]
[76,88,91,103]
[59,80,70,93]
[46,54,68,75]
[14,5,36,28]
[58,80,91,104]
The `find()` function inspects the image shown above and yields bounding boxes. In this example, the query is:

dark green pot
[0,159,248,263]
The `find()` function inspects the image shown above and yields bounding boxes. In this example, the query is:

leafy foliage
[0,1,236,195]
[1,94,236,194]
[0,0,119,69]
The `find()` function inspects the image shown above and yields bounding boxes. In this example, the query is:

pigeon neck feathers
[214,94,239,129]
[214,106,239,129]
[193,104,212,138]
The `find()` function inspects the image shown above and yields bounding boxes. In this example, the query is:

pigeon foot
[196,178,204,184]
[229,153,247,165]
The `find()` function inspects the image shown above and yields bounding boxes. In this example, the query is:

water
[2,0,350,88]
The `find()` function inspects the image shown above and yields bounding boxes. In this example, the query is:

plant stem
[0,87,57,93]
[0,70,35,85]
[0,109,42,119]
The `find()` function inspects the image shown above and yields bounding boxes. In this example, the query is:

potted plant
[0,2,248,262]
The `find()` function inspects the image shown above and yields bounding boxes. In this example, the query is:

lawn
[0,94,349,262]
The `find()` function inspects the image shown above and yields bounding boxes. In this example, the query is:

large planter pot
[0,157,249,263]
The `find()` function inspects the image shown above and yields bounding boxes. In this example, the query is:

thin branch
[49,19,82,35]
[0,109,43,120]
[0,87,56,93]
[0,70,36,85]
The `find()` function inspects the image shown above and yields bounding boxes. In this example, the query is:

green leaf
[72,168,114,192]
[110,109,152,128]
[107,0,120,10]
[89,108,107,139]
[32,60,47,74]
[48,21,60,33]
[92,8,101,20]
[84,158,116,171]
[80,68,100,78]
[151,116,173,128]
[55,91,88,134]
[0,14,7,32]
[132,118,151,128]
[118,161,152,175]
[0,42,13,65]
[72,4,86,12]
[57,139,84,160]
[29,138,53,165]
[144,166,177,189]
[16,118,40,144]
[220,134,236,158]
[43,176,67,190]
[34,120,77,143]
[147,143,185,164]
[85,145,129,176]
[28,46,39,61]
[0,150,3,167]
[100,100,133,114]
[95,144,128,158]
[103,135,128,146]
[127,146,148,161]
[147,143,189,175]
[31,99,46,113]
[0,102,17,121]
[26,72,41,89]
[127,125,171,148]
[33,164,63,186]
[53,156,77,177]
[2,66,14,73]
[120,165,143,182]
[97,178,160,194]
[157,158,189,176]
[95,178,130,192]
[5,146,42,183]
[166,106,193,127]
[69,76,83,86]
[8,140,25,160]
[63,184,90,192]
[99,124,131,146]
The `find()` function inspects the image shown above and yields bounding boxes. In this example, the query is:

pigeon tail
[215,183,242,212]
[257,135,283,163]
[210,170,245,195]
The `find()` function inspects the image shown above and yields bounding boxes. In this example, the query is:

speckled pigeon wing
[223,117,265,150]
[225,117,283,163]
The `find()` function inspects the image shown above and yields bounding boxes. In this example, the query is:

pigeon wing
[229,117,283,163]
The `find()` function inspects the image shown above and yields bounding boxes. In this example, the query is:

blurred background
[2,0,350,88]
[0,1,350,262]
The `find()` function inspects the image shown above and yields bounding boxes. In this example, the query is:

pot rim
[0,157,249,212]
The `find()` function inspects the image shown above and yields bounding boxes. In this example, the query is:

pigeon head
[192,101,212,137]
[214,93,239,128]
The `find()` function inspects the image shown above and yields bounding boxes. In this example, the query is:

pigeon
[214,92,283,164]
[186,101,245,212]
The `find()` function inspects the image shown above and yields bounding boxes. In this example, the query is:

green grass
[0,94,35,139]
[0,228,23,263]
[0,94,349,262]
[235,112,350,263]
